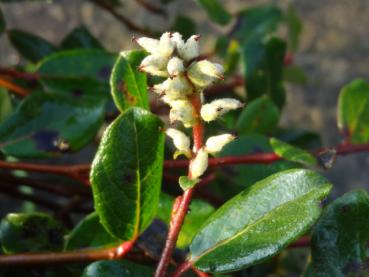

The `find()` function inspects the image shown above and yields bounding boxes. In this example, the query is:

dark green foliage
[190,169,331,272]
[0,91,105,157]
[0,213,65,254]
[82,260,153,277]
[60,26,103,50]
[90,108,165,240]
[310,190,369,276]
[8,29,57,62]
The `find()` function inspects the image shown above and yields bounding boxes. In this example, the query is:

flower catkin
[201,98,244,122]
[166,128,190,153]
[190,148,208,179]
[205,134,236,154]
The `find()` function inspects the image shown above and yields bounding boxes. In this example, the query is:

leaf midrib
[190,188,321,263]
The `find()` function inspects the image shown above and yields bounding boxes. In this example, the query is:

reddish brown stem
[90,0,156,36]
[155,96,204,277]
[135,0,167,17]
[288,236,310,248]
[0,67,40,81]
[171,261,192,277]
[0,240,135,266]
[0,78,29,97]
[0,160,90,185]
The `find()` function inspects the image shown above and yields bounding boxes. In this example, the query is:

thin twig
[1,143,369,181]
[90,0,156,36]
[135,0,167,17]
[0,78,29,97]
[0,240,136,266]
[0,67,40,81]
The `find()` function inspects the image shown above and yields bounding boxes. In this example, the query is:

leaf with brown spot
[110,50,149,112]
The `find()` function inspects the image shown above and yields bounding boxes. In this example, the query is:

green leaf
[157,193,215,249]
[189,169,332,273]
[90,107,164,240]
[233,5,283,43]
[178,176,200,191]
[8,29,57,62]
[236,96,279,135]
[0,88,13,122]
[243,37,287,109]
[60,25,103,50]
[283,65,307,85]
[0,213,65,254]
[310,190,369,276]
[0,91,105,158]
[82,260,153,277]
[223,40,241,76]
[0,8,5,35]
[195,0,231,25]
[285,5,303,51]
[337,79,369,144]
[64,212,120,251]
[171,15,197,40]
[270,137,316,166]
[218,134,297,194]
[38,49,116,100]
[274,128,321,149]
[110,51,149,112]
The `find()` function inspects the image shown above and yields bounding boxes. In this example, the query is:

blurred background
[1,0,369,204]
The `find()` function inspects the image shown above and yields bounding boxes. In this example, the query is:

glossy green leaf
[82,260,153,277]
[0,91,105,158]
[38,49,116,100]
[8,29,57,62]
[236,96,279,135]
[218,134,297,194]
[285,5,302,51]
[233,5,283,43]
[311,190,369,276]
[0,213,65,254]
[283,65,307,85]
[270,137,316,166]
[0,8,5,35]
[171,15,197,40]
[243,37,287,109]
[110,51,149,112]
[195,0,231,25]
[337,79,369,144]
[90,107,164,240]
[60,25,103,50]
[157,193,215,249]
[0,88,12,122]
[189,169,332,273]
[64,212,119,251]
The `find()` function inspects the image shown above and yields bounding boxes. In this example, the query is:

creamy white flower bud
[158,32,175,57]
[200,98,244,122]
[205,134,236,154]
[171,32,184,50]
[139,54,168,77]
[187,60,224,88]
[166,128,190,153]
[178,35,200,61]
[169,100,195,128]
[154,76,192,101]
[167,57,184,77]
[134,37,159,54]
[190,147,208,179]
